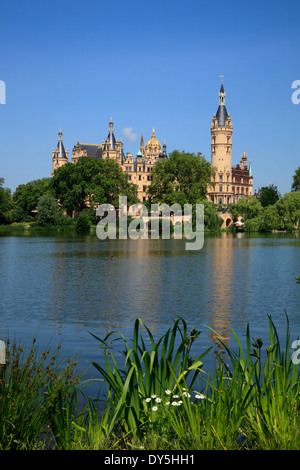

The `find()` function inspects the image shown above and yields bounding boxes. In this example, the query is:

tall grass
[0,337,81,449]
[90,317,210,442]
[91,314,300,450]
[1,315,300,450]
[165,314,300,449]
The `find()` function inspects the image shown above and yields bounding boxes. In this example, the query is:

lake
[0,231,299,397]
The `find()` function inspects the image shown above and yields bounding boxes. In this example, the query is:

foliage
[53,212,75,228]
[50,157,138,216]
[147,150,214,205]
[75,211,91,232]
[274,191,300,229]
[291,166,300,192]
[197,197,223,231]
[256,204,282,232]
[90,317,210,440]
[230,196,263,222]
[0,178,12,224]
[2,315,300,450]
[0,337,80,450]
[231,192,300,232]
[12,178,51,222]
[258,184,281,207]
[37,194,59,227]
[210,315,300,449]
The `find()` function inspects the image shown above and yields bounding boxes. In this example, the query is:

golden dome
[145,128,162,152]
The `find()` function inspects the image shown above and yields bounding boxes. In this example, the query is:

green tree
[291,167,300,192]
[147,150,214,205]
[259,204,282,232]
[230,196,263,222]
[50,157,138,216]
[37,194,59,227]
[12,178,51,221]
[259,184,280,207]
[0,178,12,224]
[195,197,222,231]
[75,211,91,232]
[275,192,300,230]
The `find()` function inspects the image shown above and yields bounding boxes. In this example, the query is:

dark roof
[79,143,102,159]
[57,140,67,159]
[216,104,228,127]
[107,132,116,150]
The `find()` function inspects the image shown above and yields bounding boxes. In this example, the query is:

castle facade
[52,120,167,202]
[51,80,253,206]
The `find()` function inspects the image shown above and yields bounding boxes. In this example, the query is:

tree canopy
[37,194,59,227]
[230,195,263,222]
[291,167,300,192]
[50,157,138,216]
[231,192,300,232]
[147,150,214,206]
[258,184,281,207]
[0,178,12,224]
[12,178,52,221]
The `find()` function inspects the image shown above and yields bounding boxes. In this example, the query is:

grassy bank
[1,316,300,450]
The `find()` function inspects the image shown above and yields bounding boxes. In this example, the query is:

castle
[206,78,253,207]
[52,121,167,202]
[51,80,253,212]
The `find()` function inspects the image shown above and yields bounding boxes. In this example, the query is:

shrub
[75,211,91,232]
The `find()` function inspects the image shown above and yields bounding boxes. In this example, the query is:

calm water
[0,231,300,396]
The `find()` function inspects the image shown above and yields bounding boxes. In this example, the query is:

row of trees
[1,156,300,232]
[230,190,300,232]
[0,158,139,229]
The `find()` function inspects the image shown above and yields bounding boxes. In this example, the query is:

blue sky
[0,0,299,195]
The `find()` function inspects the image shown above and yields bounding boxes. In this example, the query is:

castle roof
[57,129,67,159]
[216,80,228,127]
[216,104,228,127]
[77,143,102,158]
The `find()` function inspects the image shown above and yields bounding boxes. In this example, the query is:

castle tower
[207,78,233,205]
[144,128,162,161]
[139,132,145,156]
[102,117,123,161]
[51,128,68,176]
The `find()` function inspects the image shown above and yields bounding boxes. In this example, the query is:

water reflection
[0,232,300,387]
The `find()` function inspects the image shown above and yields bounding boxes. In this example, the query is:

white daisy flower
[152,406,158,411]
[195,394,205,399]
[173,395,179,399]
[145,398,151,402]
[165,401,170,405]
[165,389,171,395]
[171,401,178,406]
[151,394,156,399]
[155,397,162,403]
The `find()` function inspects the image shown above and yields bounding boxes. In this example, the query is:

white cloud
[122,127,137,141]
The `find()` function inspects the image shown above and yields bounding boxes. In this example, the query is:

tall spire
[57,128,67,159]
[107,117,116,150]
[216,75,228,127]
[139,132,144,154]
[218,74,226,106]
